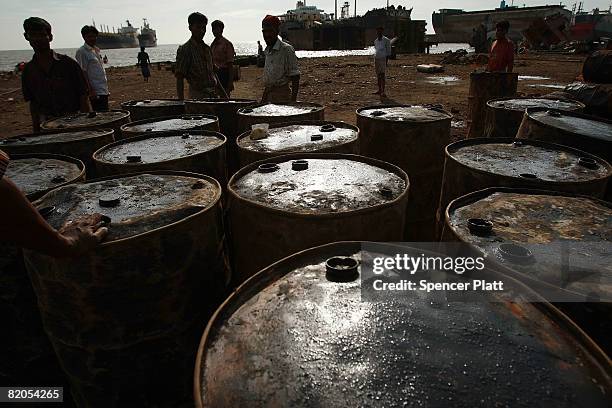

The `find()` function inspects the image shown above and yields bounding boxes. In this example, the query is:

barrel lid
[526,108,612,141]
[196,241,610,407]
[239,103,323,117]
[237,122,358,153]
[230,156,407,214]
[447,189,612,300]
[5,155,83,198]
[35,173,220,242]
[1,129,112,146]
[357,105,451,122]
[95,132,225,164]
[487,98,584,112]
[123,99,184,107]
[42,110,129,129]
[121,115,217,133]
[186,98,256,105]
[448,139,612,182]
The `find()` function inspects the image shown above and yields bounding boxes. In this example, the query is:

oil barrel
[484,97,584,138]
[356,104,452,241]
[5,153,86,201]
[184,99,257,173]
[41,110,130,136]
[467,71,518,138]
[93,130,227,187]
[194,241,611,408]
[120,99,185,121]
[237,102,325,134]
[236,121,359,168]
[436,138,612,238]
[0,129,115,175]
[442,187,612,353]
[120,114,220,140]
[23,171,229,407]
[228,153,409,283]
[516,108,612,164]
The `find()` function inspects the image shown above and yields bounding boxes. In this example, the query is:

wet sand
[0,53,585,139]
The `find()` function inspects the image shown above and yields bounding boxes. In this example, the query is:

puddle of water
[518,75,551,81]
[527,84,566,89]
[451,120,466,129]
[425,76,460,85]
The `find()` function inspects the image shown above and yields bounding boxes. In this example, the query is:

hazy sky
[1,0,610,50]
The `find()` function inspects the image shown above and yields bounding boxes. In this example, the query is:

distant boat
[138,18,157,48]
[571,5,612,42]
[95,20,139,49]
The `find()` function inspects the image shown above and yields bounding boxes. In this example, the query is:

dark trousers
[91,95,109,112]
[217,68,231,94]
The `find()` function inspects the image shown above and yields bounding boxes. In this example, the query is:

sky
[1,0,610,50]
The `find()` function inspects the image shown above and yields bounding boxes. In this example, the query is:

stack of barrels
[2,86,611,408]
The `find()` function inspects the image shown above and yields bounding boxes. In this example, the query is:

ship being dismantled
[94,19,158,49]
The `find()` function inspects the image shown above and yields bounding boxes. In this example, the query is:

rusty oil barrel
[484,97,585,138]
[120,99,185,121]
[194,241,612,408]
[236,102,325,134]
[467,71,518,139]
[23,171,229,407]
[41,110,130,136]
[120,114,220,140]
[436,138,612,239]
[442,187,612,353]
[93,130,227,187]
[228,153,409,283]
[356,104,452,241]
[236,121,359,168]
[0,129,115,175]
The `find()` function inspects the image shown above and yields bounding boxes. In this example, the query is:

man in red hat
[261,15,300,103]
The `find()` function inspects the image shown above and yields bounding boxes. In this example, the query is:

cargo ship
[432,1,571,43]
[95,20,139,49]
[279,2,426,53]
[138,19,157,48]
[571,3,612,42]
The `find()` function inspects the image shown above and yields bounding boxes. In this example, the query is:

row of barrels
[1,98,611,407]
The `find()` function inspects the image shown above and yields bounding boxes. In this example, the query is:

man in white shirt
[261,15,300,103]
[75,25,109,111]
[373,26,392,98]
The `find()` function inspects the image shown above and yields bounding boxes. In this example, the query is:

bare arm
[29,101,41,133]
[176,74,185,100]
[290,74,300,102]
[80,94,92,113]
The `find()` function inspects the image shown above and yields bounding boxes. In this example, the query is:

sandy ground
[0,53,585,139]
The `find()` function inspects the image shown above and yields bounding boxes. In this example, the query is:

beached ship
[138,19,157,48]
[571,3,612,42]
[95,20,139,49]
[432,1,572,43]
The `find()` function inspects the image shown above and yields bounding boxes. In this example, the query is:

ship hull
[138,32,157,48]
[97,34,139,50]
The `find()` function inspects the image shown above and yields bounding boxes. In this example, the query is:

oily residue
[489,99,583,112]
[43,111,128,129]
[131,100,184,107]
[123,117,217,133]
[452,142,610,181]
[1,130,109,146]
[6,158,82,197]
[232,159,406,213]
[97,134,223,163]
[530,111,612,141]
[35,174,218,241]
[242,104,320,116]
[359,106,451,122]
[238,124,357,153]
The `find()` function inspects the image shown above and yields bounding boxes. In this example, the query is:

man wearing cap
[261,15,300,103]
[21,17,91,132]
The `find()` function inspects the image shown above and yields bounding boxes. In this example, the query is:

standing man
[211,20,235,97]
[261,15,300,103]
[373,26,391,98]
[21,17,91,133]
[76,25,109,111]
[175,12,225,99]
[137,47,151,82]
[487,21,514,72]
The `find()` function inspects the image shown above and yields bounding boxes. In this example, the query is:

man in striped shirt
[0,149,107,257]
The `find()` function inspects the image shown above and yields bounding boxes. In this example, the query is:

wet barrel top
[526,109,612,142]
[94,132,225,164]
[447,190,612,299]
[448,139,611,182]
[237,123,358,153]
[230,157,406,214]
[238,103,322,117]
[35,173,219,242]
[0,130,112,147]
[42,111,129,130]
[487,98,584,112]
[6,156,83,198]
[357,105,452,122]
[121,115,217,133]
[123,99,184,108]
[197,242,610,408]
[188,99,255,106]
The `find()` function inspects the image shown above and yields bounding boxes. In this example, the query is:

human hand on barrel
[58,213,109,256]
